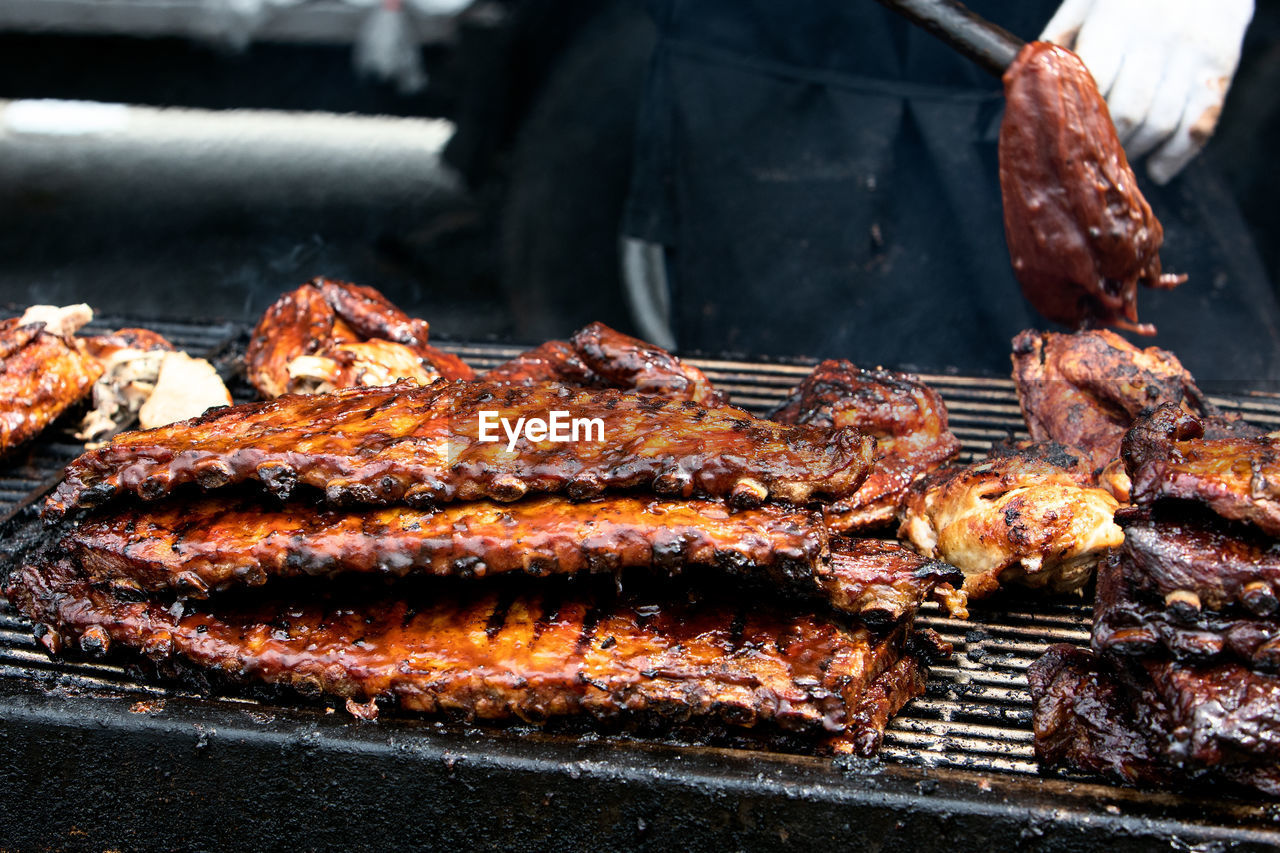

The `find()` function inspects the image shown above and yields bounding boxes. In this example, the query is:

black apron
[623,0,1280,388]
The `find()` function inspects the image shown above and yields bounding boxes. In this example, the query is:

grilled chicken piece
[1119,507,1280,617]
[1011,330,1261,488]
[0,305,102,454]
[1124,404,1280,536]
[77,331,232,445]
[773,361,960,532]
[64,494,964,619]
[1094,551,1280,670]
[1030,644,1280,796]
[46,381,876,517]
[1011,330,1213,474]
[245,278,473,398]
[485,322,727,406]
[899,442,1122,599]
[8,558,929,755]
[999,42,1183,334]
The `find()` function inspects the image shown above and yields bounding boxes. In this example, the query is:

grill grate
[4,322,1280,810]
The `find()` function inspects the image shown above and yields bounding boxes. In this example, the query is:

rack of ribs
[772,360,960,532]
[46,381,876,516]
[1123,404,1280,536]
[66,495,963,621]
[1031,404,1280,796]
[1118,507,1280,616]
[7,556,932,756]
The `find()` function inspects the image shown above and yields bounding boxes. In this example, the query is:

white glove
[1041,0,1254,184]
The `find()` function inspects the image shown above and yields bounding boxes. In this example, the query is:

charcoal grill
[4,317,1280,851]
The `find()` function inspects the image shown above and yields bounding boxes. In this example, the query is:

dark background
[0,0,1276,352]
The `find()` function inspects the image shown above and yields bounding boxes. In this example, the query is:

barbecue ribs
[8,557,929,755]
[64,494,963,620]
[1124,404,1280,536]
[1030,644,1280,795]
[46,381,876,516]
[245,278,474,398]
[1093,551,1280,670]
[1119,507,1280,617]
[999,43,1183,333]
[772,361,959,531]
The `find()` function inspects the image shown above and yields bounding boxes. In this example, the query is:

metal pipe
[872,0,1025,76]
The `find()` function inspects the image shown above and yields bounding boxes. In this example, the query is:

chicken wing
[245,278,473,397]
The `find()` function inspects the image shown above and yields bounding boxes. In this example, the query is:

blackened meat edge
[65,495,964,621]
[7,558,927,755]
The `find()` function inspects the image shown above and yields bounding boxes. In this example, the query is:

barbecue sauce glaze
[999,42,1183,334]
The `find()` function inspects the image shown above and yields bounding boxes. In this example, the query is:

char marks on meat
[772,361,959,532]
[899,441,1122,599]
[1093,552,1280,670]
[1030,644,1280,795]
[0,308,103,454]
[1119,507,1280,616]
[46,381,876,516]
[999,43,1183,333]
[245,278,473,398]
[1010,329,1222,473]
[7,557,925,754]
[1124,404,1280,536]
[66,495,963,620]
[485,322,726,406]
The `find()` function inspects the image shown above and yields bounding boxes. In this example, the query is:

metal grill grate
[4,323,1280,789]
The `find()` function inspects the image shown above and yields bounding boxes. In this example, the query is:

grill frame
[3,317,1280,851]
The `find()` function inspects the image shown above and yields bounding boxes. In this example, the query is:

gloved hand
[1041,0,1254,184]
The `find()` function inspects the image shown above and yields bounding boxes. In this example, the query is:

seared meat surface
[1124,404,1280,535]
[47,381,876,516]
[773,361,959,532]
[1093,552,1280,670]
[70,495,824,594]
[1030,644,1280,795]
[67,495,963,619]
[485,340,597,386]
[1011,330,1216,473]
[1029,644,1164,786]
[486,322,726,407]
[825,538,965,623]
[245,278,473,398]
[8,557,926,754]
[999,43,1183,333]
[79,329,232,445]
[0,307,102,454]
[899,442,1122,599]
[1119,508,1280,616]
